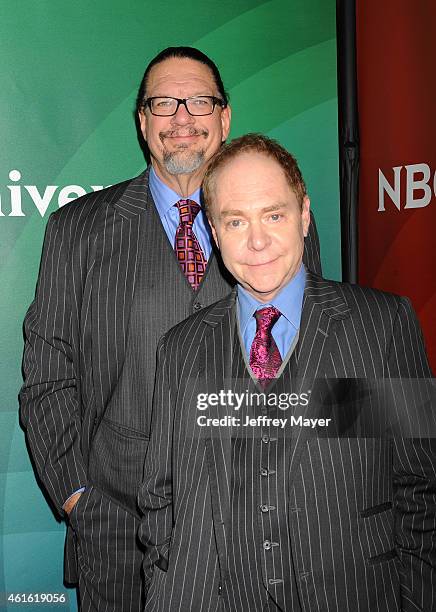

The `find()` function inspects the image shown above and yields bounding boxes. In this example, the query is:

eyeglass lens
[150,97,216,116]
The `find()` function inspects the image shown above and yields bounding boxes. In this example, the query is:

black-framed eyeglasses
[143,96,226,117]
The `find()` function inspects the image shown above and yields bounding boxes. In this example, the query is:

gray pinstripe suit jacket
[19,168,321,607]
[139,273,436,612]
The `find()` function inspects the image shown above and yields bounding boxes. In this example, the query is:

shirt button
[193,302,203,311]
[263,540,272,550]
[260,504,276,513]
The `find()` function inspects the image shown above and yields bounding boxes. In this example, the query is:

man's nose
[171,102,195,124]
[247,222,271,251]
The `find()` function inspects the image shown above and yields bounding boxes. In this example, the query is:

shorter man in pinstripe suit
[139,134,435,611]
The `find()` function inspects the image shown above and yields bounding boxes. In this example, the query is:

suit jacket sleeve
[19,213,87,516]
[388,297,436,612]
[138,335,174,580]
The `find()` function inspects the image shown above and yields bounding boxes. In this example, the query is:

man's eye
[156,99,173,107]
[191,97,208,105]
[270,213,282,221]
[228,219,241,228]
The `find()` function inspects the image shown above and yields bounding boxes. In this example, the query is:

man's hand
[63,491,82,516]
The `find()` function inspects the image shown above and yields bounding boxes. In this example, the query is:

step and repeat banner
[0,1,340,609]
[357,1,436,369]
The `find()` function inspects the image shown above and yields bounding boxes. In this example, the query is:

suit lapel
[289,271,351,482]
[91,170,151,417]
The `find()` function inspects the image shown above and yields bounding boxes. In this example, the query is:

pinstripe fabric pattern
[19,166,321,610]
[138,272,435,611]
[224,341,302,611]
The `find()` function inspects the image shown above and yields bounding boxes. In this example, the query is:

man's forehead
[211,152,298,210]
[147,58,216,94]
[215,152,289,188]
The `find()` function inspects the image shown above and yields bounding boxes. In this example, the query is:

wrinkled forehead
[146,58,217,97]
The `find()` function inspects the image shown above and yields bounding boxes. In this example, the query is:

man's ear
[210,219,220,249]
[301,196,311,238]
[138,110,147,141]
[221,104,231,142]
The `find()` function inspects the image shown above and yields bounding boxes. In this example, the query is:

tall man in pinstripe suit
[19,49,322,611]
[139,134,435,611]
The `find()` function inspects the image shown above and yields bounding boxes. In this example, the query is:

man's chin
[163,150,206,176]
[241,281,282,302]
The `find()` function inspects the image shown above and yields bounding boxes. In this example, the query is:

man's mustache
[159,127,208,140]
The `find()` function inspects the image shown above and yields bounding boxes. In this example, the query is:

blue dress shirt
[237,264,306,359]
[149,166,212,259]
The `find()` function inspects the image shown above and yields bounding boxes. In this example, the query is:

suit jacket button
[263,540,272,550]
[193,302,203,311]
[260,468,268,476]
[262,435,270,444]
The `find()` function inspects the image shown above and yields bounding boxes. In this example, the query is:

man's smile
[160,128,208,143]
[245,257,280,269]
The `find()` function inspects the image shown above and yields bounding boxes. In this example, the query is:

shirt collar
[237,263,306,335]
[149,166,201,216]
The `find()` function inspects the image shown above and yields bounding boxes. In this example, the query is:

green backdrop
[0,1,340,609]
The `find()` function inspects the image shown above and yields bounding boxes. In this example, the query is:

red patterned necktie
[174,199,207,291]
[249,306,282,388]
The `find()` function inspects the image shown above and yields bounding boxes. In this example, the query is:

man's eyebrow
[260,203,287,213]
[220,203,287,217]
[220,209,246,218]
[151,91,215,98]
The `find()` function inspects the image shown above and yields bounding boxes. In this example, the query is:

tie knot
[254,306,281,333]
[175,199,201,226]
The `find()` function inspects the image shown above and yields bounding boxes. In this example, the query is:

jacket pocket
[359,501,396,564]
[68,484,93,527]
[88,416,149,518]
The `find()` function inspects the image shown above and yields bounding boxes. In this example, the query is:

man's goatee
[163,150,206,175]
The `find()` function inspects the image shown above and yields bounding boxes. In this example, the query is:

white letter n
[378,166,402,212]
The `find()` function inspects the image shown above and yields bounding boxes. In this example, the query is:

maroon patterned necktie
[249,306,282,388]
[174,199,207,291]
